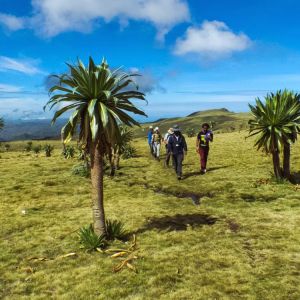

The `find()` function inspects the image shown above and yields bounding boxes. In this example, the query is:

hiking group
[147,123,213,180]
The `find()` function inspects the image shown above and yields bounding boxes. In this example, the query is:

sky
[1,0,300,121]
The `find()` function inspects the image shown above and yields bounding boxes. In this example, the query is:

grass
[1,132,300,299]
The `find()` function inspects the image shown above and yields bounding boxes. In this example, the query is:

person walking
[196,123,213,174]
[164,128,174,167]
[152,127,162,160]
[168,125,187,180]
[147,126,154,155]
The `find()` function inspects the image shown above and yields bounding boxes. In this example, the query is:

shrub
[32,145,42,154]
[24,141,33,152]
[71,163,90,178]
[78,224,106,251]
[106,219,128,241]
[4,144,10,151]
[186,128,196,137]
[122,145,137,159]
[44,144,54,157]
[62,145,75,159]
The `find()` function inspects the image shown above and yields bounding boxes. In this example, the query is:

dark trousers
[173,154,184,176]
[165,145,172,166]
[165,152,172,165]
[199,147,209,170]
[149,143,153,154]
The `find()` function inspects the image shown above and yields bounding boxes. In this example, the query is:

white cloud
[1,0,190,40]
[0,56,44,75]
[0,13,25,31]
[0,83,22,93]
[174,21,252,59]
[0,96,50,119]
[128,68,166,93]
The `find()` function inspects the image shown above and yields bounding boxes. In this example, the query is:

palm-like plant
[45,57,146,236]
[109,125,134,176]
[248,90,300,179]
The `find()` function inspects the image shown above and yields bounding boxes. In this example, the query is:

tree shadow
[135,213,218,233]
[290,172,300,184]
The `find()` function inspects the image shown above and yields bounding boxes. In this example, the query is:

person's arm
[167,137,173,153]
[210,132,214,142]
[183,136,188,153]
[196,134,200,152]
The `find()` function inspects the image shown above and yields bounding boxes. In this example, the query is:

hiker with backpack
[164,128,174,167]
[167,125,187,180]
[147,126,154,155]
[196,123,213,174]
[152,127,163,160]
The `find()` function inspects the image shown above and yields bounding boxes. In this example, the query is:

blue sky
[1,0,300,121]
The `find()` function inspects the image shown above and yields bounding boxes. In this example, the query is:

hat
[173,125,180,132]
[154,127,159,131]
[168,128,174,134]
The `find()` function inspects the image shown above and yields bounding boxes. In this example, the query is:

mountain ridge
[0,109,250,141]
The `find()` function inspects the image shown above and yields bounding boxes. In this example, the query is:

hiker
[164,128,174,167]
[196,123,213,174]
[152,127,162,160]
[168,125,187,180]
[147,126,154,155]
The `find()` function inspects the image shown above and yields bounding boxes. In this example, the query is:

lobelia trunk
[272,150,282,179]
[283,142,291,179]
[90,139,106,236]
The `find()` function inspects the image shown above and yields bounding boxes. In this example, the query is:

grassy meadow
[1,131,300,299]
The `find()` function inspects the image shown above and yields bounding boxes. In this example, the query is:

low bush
[62,145,75,159]
[32,145,42,154]
[44,144,54,157]
[78,224,106,251]
[71,163,90,178]
[106,219,128,241]
[24,141,33,152]
[122,145,137,159]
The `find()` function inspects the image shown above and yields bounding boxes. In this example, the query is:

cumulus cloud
[0,56,44,75]
[0,13,25,31]
[129,68,166,94]
[174,20,252,60]
[1,0,190,40]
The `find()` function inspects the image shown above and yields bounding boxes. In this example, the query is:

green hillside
[135,108,251,138]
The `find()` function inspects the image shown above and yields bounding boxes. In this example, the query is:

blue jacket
[168,134,187,155]
[147,131,153,144]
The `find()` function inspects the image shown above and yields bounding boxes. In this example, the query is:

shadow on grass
[240,193,278,202]
[136,213,218,232]
[290,172,300,184]
[183,165,232,179]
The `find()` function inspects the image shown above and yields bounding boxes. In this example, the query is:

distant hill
[0,109,251,141]
[0,119,66,141]
[134,108,250,138]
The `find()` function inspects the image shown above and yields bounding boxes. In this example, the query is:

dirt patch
[226,219,240,233]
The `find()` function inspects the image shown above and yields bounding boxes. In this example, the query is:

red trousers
[199,147,209,170]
